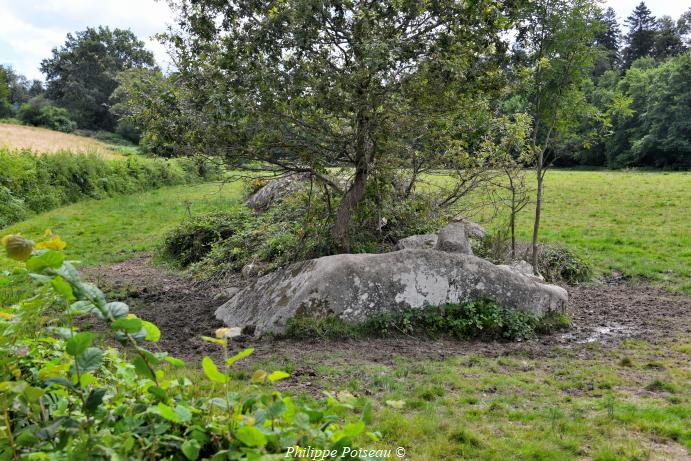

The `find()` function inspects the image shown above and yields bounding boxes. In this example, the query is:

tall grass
[0,123,122,158]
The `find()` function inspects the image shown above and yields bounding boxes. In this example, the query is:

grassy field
[0,122,123,159]
[1,170,689,291]
[1,172,689,460]
[238,338,690,461]
[510,170,690,292]
[0,182,244,266]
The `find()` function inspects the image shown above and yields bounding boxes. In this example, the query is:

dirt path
[83,255,691,363]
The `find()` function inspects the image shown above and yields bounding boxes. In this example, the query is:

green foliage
[161,181,445,278]
[536,243,593,284]
[41,26,155,131]
[0,234,372,459]
[0,149,219,228]
[160,210,245,268]
[475,233,593,285]
[286,299,564,342]
[17,95,76,132]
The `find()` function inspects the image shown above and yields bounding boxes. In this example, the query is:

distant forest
[1,2,689,169]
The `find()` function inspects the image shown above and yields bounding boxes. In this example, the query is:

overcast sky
[1,0,689,81]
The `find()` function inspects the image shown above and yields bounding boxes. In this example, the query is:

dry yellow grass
[0,123,122,159]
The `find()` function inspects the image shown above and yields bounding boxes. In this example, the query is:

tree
[653,16,685,60]
[623,2,657,68]
[612,53,691,168]
[514,0,600,273]
[0,66,44,116]
[0,67,11,117]
[159,0,515,251]
[40,26,155,131]
[593,7,621,74]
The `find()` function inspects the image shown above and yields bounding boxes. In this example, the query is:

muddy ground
[82,255,691,364]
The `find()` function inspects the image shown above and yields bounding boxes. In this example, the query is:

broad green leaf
[267,370,289,383]
[111,318,143,333]
[48,327,75,339]
[235,425,267,447]
[164,356,185,368]
[142,321,161,342]
[23,386,44,402]
[175,405,192,422]
[208,397,228,410]
[226,348,254,366]
[76,348,102,373]
[251,369,267,383]
[69,300,95,315]
[79,373,97,388]
[51,276,75,301]
[266,400,286,420]
[15,430,39,447]
[343,421,365,437]
[26,251,64,272]
[155,402,180,422]
[83,388,106,414]
[202,357,227,384]
[362,401,373,424]
[105,302,129,319]
[181,439,201,461]
[132,355,155,380]
[147,385,167,401]
[65,332,93,356]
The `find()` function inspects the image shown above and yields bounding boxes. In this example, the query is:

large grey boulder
[436,222,473,255]
[216,249,568,335]
[246,174,308,211]
[395,234,438,250]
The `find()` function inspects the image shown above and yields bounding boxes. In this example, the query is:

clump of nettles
[160,177,446,280]
[285,299,571,341]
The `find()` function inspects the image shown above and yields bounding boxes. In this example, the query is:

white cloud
[0,0,176,80]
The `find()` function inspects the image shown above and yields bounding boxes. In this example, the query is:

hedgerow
[0,149,220,228]
[0,233,375,459]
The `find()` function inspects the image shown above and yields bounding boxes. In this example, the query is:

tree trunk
[332,110,371,252]
[531,150,544,274]
[508,171,516,260]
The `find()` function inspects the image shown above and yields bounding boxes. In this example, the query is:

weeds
[285,299,570,341]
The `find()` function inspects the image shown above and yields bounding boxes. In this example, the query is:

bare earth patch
[82,255,691,362]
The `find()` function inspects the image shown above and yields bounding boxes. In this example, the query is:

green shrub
[17,95,76,132]
[0,233,373,459]
[537,243,592,284]
[160,210,246,267]
[0,149,221,228]
[163,177,446,279]
[285,299,568,341]
[35,105,76,132]
[475,235,592,285]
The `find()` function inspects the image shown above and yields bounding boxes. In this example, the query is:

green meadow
[3,170,689,292]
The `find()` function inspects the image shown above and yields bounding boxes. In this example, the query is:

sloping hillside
[0,123,122,158]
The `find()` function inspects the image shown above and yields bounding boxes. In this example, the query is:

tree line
[0,26,154,143]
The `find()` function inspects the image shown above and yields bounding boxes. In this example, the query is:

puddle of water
[559,324,638,344]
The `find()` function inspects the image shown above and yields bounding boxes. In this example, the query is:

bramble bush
[0,233,376,459]
[0,149,220,228]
